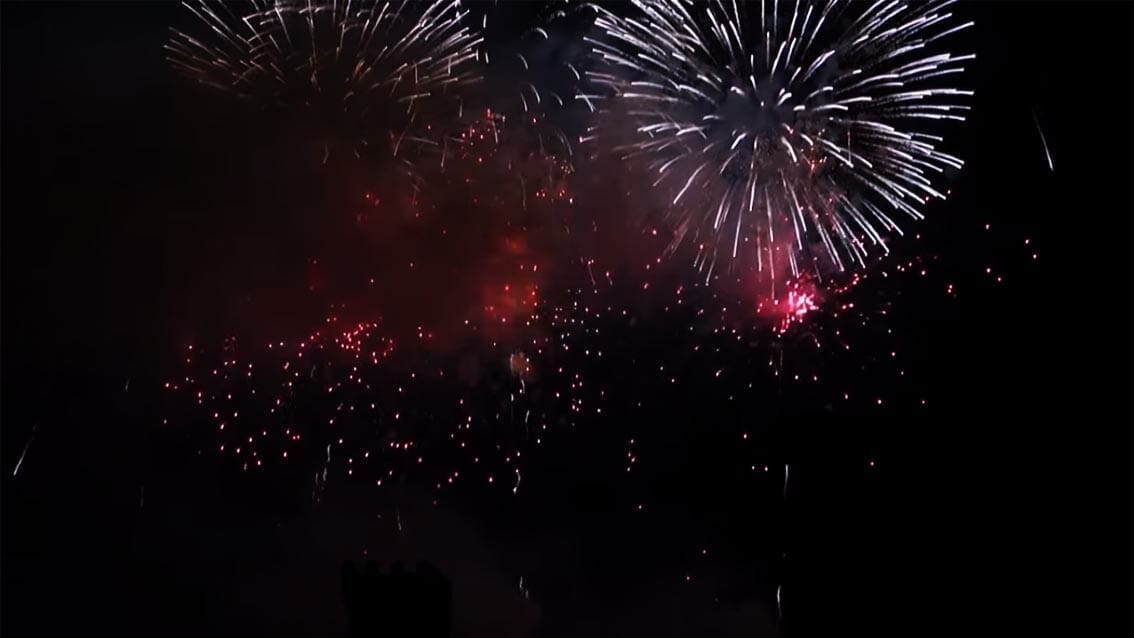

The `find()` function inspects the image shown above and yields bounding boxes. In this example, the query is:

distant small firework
[166,0,482,166]
[771,283,818,335]
[579,0,973,292]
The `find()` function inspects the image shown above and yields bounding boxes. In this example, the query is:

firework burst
[578,0,973,291]
[166,0,482,167]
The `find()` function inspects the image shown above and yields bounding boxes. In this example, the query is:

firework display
[166,0,482,167]
[156,96,613,495]
[162,292,607,500]
[578,0,972,290]
[158,0,1002,627]
[12,0,1117,634]
[157,0,982,490]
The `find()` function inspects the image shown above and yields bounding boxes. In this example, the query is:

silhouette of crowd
[340,560,452,638]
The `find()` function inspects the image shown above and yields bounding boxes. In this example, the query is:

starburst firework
[167,0,483,166]
[579,0,973,289]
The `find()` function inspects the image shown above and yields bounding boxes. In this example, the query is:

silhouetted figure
[340,559,452,637]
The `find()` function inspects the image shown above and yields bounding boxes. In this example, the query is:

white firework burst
[166,0,483,165]
[578,0,973,287]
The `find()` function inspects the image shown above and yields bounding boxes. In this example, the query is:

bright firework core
[755,277,820,334]
[786,289,817,318]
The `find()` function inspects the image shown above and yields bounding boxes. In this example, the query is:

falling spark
[1032,108,1054,172]
[13,424,37,477]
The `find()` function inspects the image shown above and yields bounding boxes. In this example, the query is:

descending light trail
[1032,108,1054,172]
[12,424,37,477]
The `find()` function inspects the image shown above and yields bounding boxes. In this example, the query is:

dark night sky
[2,2,1132,637]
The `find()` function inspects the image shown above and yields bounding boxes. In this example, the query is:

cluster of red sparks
[752,278,820,335]
[160,104,617,487]
[155,21,1044,597]
[163,283,605,497]
[156,138,1042,606]
[163,100,956,499]
[0,3,1062,625]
